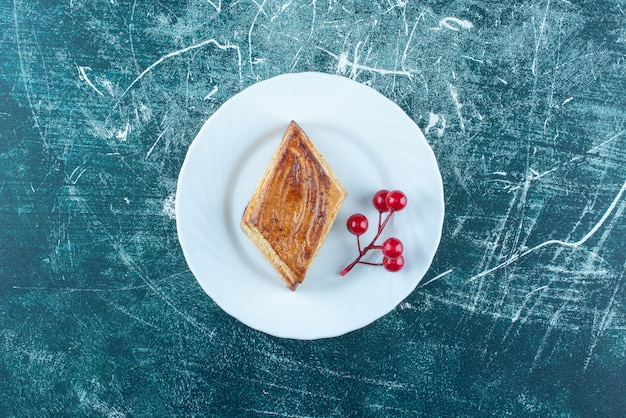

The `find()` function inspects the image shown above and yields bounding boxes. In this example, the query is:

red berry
[372,189,390,213]
[383,255,404,272]
[347,214,368,236]
[385,190,407,211]
[382,237,403,259]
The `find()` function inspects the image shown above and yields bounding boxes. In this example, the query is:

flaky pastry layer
[241,121,347,290]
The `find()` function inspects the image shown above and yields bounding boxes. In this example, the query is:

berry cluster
[340,189,407,276]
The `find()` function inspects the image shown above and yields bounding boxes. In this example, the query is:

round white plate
[176,72,444,340]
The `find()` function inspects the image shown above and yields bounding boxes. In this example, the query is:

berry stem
[340,211,394,276]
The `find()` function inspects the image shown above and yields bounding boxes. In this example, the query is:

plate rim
[176,71,445,339]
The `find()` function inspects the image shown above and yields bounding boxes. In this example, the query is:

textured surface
[242,120,346,290]
[1,0,625,416]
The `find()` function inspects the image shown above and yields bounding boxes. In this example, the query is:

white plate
[176,72,444,340]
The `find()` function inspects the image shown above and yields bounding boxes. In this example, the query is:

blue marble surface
[1,0,625,416]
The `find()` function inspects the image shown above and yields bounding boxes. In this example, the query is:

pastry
[241,121,347,290]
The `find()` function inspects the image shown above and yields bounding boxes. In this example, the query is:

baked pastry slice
[241,121,347,290]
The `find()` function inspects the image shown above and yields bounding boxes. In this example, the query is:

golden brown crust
[241,121,347,290]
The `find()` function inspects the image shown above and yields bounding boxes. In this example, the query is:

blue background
[2,0,625,416]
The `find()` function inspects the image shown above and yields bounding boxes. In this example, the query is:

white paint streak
[402,11,425,65]
[424,112,446,137]
[337,51,349,73]
[100,78,115,96]
[76,65,104,96]
[69,165,89,185]
[512,285,549,323]
[113,243,215,337]
[108,301,159,330]
[507,130,624,192]
[469,181,626,281]
[204,85,219,100]
[438,17,474,31]
[584,278,620,370]
[462,55,484,63]
[163,194,176,220]
[280,0,293,12]
[318,46,417,79]
[115,123,130,142]
[532,302,562,367]
[121,39,242,98]
[349,41,363,79]
[532,0,551,77]
[145,127,168,159]
[207,0,221,13]
[448,83,466,132]
[420,269,454,287]
[587,130,625,154]
[13,0,46,144]
[248,0,268,79]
